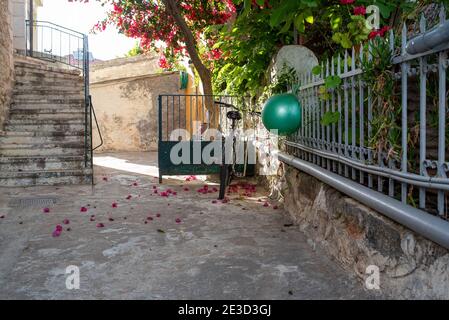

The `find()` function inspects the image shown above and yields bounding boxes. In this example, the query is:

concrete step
[0,169,93,187]
[14,61,82,76]
[0,142,85,156]
[9,111,84,121]
[11,97,85,105]
[0,130,84,137]
[0,155,86,171]
[13,87,83,95]
[13,83,84,93]
[5,121,85,132]
[0,133,84,144]
[10,108,85,114]
[10,101,85,110]
[12,93,84,101]
[14,78,84,87]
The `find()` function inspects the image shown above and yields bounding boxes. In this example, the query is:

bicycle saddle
[227,110,242,120]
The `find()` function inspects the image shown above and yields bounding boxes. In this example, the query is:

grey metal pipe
[284,141,449,189]
[278,152,449,249]
[406,20,449,55]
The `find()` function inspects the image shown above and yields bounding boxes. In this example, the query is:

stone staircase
[0,56,93,187]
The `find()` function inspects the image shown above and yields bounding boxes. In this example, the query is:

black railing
[25,20,97,178]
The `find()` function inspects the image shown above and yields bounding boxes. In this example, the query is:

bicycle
[214,100,260,200]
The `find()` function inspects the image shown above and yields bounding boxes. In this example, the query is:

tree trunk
[162,0,213,96]
[162,0,217,128]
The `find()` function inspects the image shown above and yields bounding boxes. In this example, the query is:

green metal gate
[158,94,255,182]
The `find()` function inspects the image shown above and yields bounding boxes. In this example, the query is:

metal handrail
[90,96,104,152]
[27,20,85,37]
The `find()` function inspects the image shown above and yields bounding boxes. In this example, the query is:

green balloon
[262,93,302,136]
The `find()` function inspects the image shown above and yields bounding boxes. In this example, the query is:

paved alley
[0,152,373,299]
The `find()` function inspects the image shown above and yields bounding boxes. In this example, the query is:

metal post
[28,0,33,56]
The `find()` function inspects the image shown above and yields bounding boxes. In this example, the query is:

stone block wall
[271,164,449,299]
[90,55,182,152]
[0,0,14,132]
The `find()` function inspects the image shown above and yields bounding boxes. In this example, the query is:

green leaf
[256,0,264,6]
[324,75,342,89]
[312,65,322,76]
[321,111,340,126]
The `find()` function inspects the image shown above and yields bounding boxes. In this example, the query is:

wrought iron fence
[25,20,94,174]
[285,7,449,222]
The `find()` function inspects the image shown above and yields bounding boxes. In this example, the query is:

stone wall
[270,163,449,299]
[0,0,14,132]
[90,55,181,152]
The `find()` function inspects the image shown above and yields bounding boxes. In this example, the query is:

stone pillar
[0,0,14,133]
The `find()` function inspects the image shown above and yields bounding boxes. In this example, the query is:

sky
[37,0,136,61]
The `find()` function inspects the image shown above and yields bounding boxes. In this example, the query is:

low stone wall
[0,0,14,132]
[90,55,181,152]
[266,163,449,299]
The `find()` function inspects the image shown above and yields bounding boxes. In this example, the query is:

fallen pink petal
[126,195,132,200]
[52,229,62,238]
[175,218,181,223]
[96,223,105,228]
[156,214,161,218]
[62,219,70,225]
[43,208,50,213]
[80,207,88,212]
[112,202,118,208]
[55,225,63,232]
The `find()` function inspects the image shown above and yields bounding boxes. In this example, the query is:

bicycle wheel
[218,164,231,200]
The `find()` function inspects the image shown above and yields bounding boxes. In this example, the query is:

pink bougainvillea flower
[183,187,189,191]
[353,6,366,15]
[52,229,62,237]
[80,207,88,213]
[103,177,108,181]
[153,189,158,194]
[43,207,50,213]
[172,192,177,196]
[96,223,105,228]
[185,175,197,182]
[112,202,118,208]
[56,225,63,232]
[340,0,355,4]
[156,213,161,218]
[263,202,270,207]
[133,182,138,186]
[166,189,173,194]
[160,191,169,197]
[126,195,132,200]
[175,218,182,223]
[147,216,153,221]
[212,187,218,192]
[63,219,70,225]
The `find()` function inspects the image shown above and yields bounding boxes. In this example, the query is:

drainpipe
[278,151,449,250]
[406,20,449,55]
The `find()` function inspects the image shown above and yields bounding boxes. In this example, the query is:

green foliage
[212,8,286,97]
[324,75,342,90]
[321,111,340,126]
[125,42,144,57]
